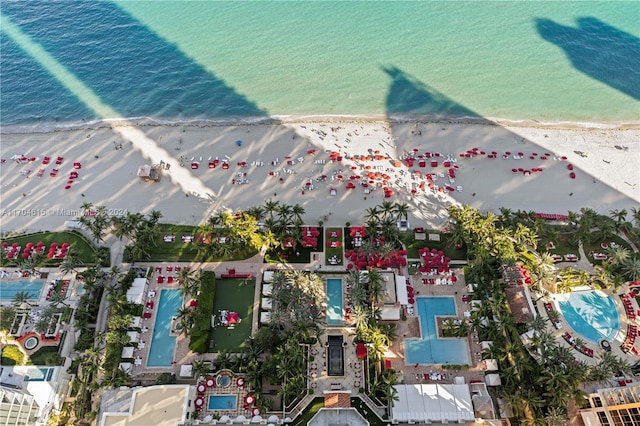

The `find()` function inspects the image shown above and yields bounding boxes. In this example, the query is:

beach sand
[1,119,638,233]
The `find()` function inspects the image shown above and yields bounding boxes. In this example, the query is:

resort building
[0,366,65,426]
[308,391,368,426]
[579,382,640,426]
[0,387,39,426]
[98,384,192,426]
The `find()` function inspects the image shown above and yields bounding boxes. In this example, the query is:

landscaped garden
[209,278,255,352]
[0,230,106,266]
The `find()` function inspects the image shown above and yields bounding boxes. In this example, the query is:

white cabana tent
[261,297,272,310]
[262,271,274,283]
[179,364,193,378]
[485,374,501,386]
[484,359,499,371]
[121,346,134,359]
[394,275,409,305]
[260,312,271,324]
[119,362,132,373]
[391,384,474,423]
[380,306,401,321]
[126,278,147,304]
[131,316,142,328]
[262,283,273,296]
[126,331,140,343]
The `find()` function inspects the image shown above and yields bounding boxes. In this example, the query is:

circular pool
[23,336,39,350]
[556,291,620,344]
[217,373,231,388]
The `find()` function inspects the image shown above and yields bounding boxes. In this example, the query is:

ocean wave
[1,114,638,135]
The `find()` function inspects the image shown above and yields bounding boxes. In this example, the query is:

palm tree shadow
[535,17,640,101]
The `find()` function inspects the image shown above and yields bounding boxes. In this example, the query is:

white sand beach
[1,119,638,233]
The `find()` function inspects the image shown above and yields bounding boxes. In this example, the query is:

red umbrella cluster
[301,227,320,248]
[418,247,451,274]
[3,241,64,260]
[345,247,408,270]
[329,151,343,162]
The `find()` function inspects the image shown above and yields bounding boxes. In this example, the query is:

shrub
[188,271,216,353]
[1,345,24,366]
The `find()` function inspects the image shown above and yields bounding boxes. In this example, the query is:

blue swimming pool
[405,297,470,365]
[556,291,619,344]
[0,280,44,301]
[326,278,343,325]
[208,395,237,410]
[147,289,182,367]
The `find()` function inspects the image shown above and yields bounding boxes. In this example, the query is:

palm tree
[393,202,410,221]
[47,291,70,308]
[622,258,640,280]
[379,201,395,219]
[610,209,627,223]
[12,291,35,307]
[263,199,279,219]
[191,359,209,379]
[365,206,380,222]
[291,204,305,223]
[606,246,631,266]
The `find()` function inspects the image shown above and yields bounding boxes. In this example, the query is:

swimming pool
[147,289,182,367]
[405,297,470,365]
[556,291,619,344]
[0,280,44,301]
[24,367,54,381]
[326,278,343,325]
[208,395,237,410]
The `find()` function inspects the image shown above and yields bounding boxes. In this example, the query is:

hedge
[188,271,216,353]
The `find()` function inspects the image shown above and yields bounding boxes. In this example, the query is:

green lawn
[325,227,344,266]
[28,346,64,366]
[538,230,579,258]
[583,234,634,265]
[144,224,257,262]
[403,231,467,261]
[209,278,255,352]
[0,231,101,266]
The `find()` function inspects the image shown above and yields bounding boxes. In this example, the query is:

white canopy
[380,306,401,321]
[121,346,134,358]
[391,384,474,423]
[484,359,499,371]
[126,278,147,304]
[119,362,132,373]
[131,316,142,328]
[485,373,501,386]
[395,275,409,305]
[262,271,274,283]
[262,283,273,296]
[126,331,140,343]
[179,364,193,378]
[260,312,271,324]
[261,297,272,310]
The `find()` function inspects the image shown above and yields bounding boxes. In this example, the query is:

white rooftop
[391,383,475,423]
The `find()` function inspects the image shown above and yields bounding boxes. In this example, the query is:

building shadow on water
[1,1,266,121]
[535,17,640,101]
[382,66,481,118]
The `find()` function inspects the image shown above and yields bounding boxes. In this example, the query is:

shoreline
[2,114,639,135]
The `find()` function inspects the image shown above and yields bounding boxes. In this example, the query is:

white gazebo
[261,297,272,310]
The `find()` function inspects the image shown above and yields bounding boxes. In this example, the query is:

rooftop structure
[0,387,40,426]
[579,381,640,426]
[99,384,191,426]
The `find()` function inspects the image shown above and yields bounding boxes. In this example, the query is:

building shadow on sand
[535,17,640,101]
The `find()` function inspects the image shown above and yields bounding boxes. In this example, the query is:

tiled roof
[324,392,351,408]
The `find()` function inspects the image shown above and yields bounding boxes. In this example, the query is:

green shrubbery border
[189,271,216,353]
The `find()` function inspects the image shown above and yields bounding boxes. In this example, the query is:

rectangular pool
[0,280,44,301]
[326,278,343,325]
[147,289,182,367]
[208,395,237,410]
[405,297,470,365]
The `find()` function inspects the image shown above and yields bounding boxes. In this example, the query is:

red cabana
[228,312,239,325]
[356,343,367,359]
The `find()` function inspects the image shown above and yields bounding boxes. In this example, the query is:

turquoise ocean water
[1,1,638,127]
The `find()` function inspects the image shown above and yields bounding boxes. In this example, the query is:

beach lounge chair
[42,156,50,165]
[50,168,59,177]
[55,156,64,165]
[36,169,45,177]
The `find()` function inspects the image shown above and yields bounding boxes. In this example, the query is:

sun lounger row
[622,296,637,319]
[623,325,637,353]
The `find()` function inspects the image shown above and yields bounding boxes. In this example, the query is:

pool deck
[540,284,640,366]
